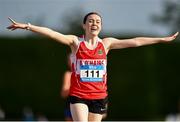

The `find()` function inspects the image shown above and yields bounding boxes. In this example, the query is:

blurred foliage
[0,36,70,120]
[152,0,180,33]
[0,36,180,120]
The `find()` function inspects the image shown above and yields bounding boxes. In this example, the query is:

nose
[92,23,98,27]
[92,21,97,25]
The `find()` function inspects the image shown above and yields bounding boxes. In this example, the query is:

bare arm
[60,71,71,98]
[103,32,179,52]
[7,17,78,47]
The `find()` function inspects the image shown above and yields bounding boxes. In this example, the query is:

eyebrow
[88,18,101,21]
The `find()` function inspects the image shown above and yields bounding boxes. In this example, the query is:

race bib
[78,59,106,82]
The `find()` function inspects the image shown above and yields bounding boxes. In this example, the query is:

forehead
[87,14,101,21]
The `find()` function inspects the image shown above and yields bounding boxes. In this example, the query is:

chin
[91,32,99,36]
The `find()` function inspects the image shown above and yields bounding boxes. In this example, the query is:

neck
[84,34,98,45]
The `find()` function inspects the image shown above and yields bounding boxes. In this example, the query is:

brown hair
[83,12,102,24]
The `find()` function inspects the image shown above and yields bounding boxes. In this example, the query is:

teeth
[92,26,97,30]
[91,29,97,31]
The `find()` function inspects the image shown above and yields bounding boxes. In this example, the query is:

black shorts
[69,96,108,114]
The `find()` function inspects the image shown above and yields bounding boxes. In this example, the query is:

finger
[7,25,14,29]
[171,32,179,38]
[11,28,17,31]
[7,26,12,29]
[174,32,179,37]
[8,17,16,24]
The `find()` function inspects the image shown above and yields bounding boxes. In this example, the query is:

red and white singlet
[69,36,107,99]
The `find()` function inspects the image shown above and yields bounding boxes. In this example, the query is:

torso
[69,36,108,99]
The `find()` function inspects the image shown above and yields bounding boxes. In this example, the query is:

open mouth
[91,26,98,30]
[91,29,97,31]
[91,27,98,31]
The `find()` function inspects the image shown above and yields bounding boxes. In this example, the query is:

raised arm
[7,17,78,47]
[103,32,179,52]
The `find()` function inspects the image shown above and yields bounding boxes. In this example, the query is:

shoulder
[101,37,114,51]
[69,35,82,53]
[92,37,110,54]
[102,37,123,52]
[68,35,79,44]
[71,35,86,44]
[102,37,117,42]
[102,37,117,44]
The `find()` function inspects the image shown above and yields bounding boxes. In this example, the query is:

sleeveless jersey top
[69,36,107,99]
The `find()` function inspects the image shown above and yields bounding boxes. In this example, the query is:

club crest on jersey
[98,49,103,55]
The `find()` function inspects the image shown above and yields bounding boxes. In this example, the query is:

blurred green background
[0,0,180,121]
[0,35,180,121]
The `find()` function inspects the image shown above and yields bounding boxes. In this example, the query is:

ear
[82,24,86,30]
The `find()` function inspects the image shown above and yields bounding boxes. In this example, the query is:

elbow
[131,38,141,47]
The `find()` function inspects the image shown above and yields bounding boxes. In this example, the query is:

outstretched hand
[163,32,179,42]
[7,17,28,30]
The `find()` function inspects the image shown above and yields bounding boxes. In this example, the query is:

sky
[0,0,169,37]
